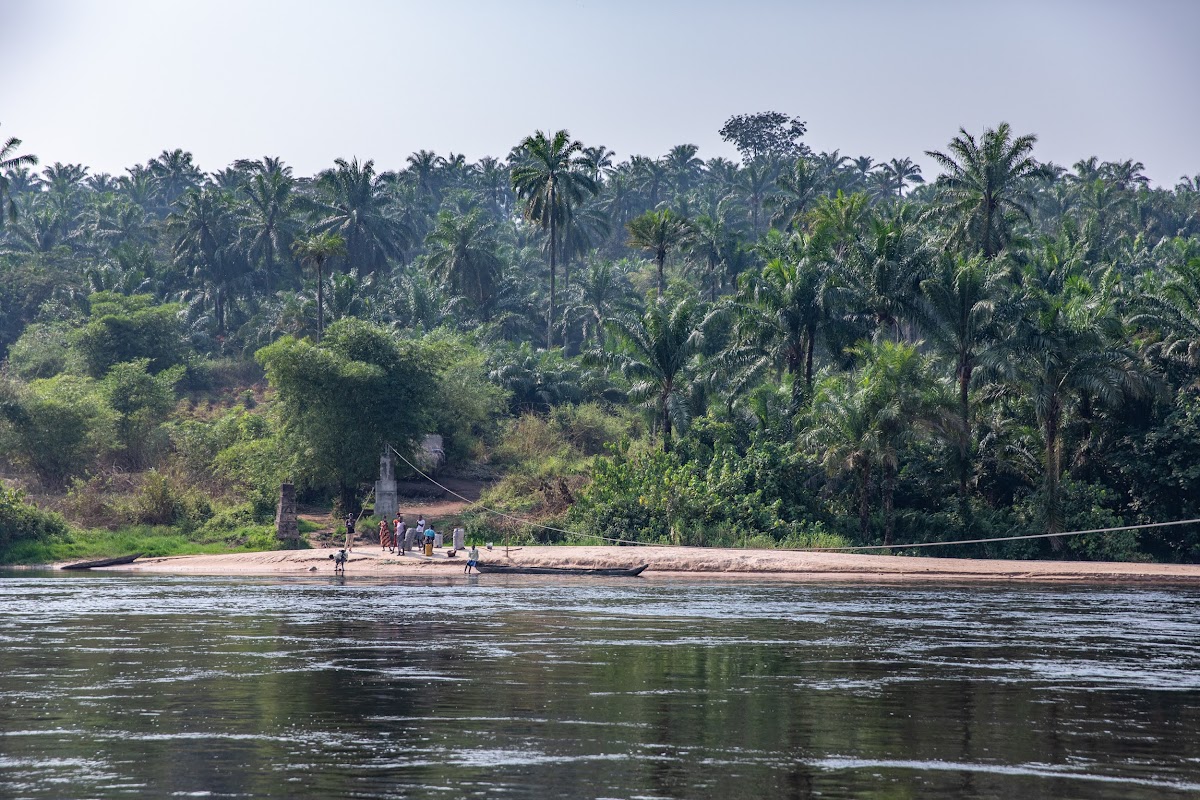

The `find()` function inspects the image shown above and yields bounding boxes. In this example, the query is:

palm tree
[727,249,830,407]
[993,245,1146,539]
[844,213,931,342]
[663,144,705,199]
[1,125,38,229]
[627,208,691,297]
[510,129,598,348]
[807,340,946,544]
[600,297,706,452]
[312,157,407,273]
[168,188,245,335]
[148,148,204,211]
[917,254,1009,521]
[923,123,1050,258]
[292,232,347,341]
[877,157,925,198]
[739,159,777,235]
[563,259,635,348]
[423,208,504,313]
[768,157,825,230]
[239,166,299,292]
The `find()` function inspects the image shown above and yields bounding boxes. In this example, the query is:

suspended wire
[388,445,1200,553]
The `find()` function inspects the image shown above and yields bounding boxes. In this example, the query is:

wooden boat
[474,562,648,577]
[60,553,142,570]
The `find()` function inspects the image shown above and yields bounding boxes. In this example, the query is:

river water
[1,572,1198,799]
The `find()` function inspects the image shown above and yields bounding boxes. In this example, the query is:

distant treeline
[2,114,1200,562]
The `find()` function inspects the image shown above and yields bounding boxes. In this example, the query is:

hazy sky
[3,0,1198,184]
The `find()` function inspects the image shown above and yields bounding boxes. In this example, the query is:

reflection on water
[1,572,1199,799]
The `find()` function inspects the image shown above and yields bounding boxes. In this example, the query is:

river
[1,572,1198,799]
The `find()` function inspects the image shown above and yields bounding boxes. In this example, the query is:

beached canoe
[60,553,142,570]
[474,563,648,577]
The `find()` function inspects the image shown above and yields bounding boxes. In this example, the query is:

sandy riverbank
[77,545,1200,583]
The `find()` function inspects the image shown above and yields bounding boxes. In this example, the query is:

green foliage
[256,318,436,509]
[569,435,835,547]
[7,320,79,379]
[101,359,184,468]
[73,293,188,377]
[0,374,116,487]
[0,482,70,551]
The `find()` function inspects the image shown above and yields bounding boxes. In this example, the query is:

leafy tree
[511,130,598,347]
[626,208,691,297]
[0,482,70,553]
[101,359,184,468]
[238,164,299,291]
[73,293,189,377]
[0,374,116,488]
[255,318,436,511]
[291,232,346,341]
[719,112,808,162]
[167,187,245,335]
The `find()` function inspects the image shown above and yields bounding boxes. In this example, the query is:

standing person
[378,518,390,553]
[465,543,479,574]
[394,515,405,554]
[416,516,426,538]
[400,516,413,554]
[452,526,465,552]
[344,514,356,552]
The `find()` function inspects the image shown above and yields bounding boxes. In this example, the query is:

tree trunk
[859,462,871,542]
[548,211,557,349]
[656,251,665,298]
[958,362,973,528]
[316,261,324,342]
[1044,397,1063,549]
[883,462,896,547]
[805,325,816,389]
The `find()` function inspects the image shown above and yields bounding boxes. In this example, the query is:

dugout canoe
[474,563,648,577]
[60,553,143,570]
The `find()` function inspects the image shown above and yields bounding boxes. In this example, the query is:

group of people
[349,513,479,573]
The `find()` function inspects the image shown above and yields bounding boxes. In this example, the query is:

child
[465,544,479,574]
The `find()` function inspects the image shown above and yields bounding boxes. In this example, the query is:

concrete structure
[374,448,398,520]
[275,483,299,544]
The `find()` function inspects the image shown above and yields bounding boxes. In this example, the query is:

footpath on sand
[85,545,1200,583]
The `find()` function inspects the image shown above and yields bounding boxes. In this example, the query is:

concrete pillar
[275,483,299,544]
[375,447,398,520]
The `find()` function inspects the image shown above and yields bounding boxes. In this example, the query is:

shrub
[0,482,70,551]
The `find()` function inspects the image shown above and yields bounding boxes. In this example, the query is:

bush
[0,482,71,551]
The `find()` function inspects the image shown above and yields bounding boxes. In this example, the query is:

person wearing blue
[423,524,436,555]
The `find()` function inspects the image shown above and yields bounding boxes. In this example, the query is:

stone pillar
[375,447,398,520]
[275,483,299,544]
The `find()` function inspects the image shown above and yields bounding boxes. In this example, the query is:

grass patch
[0,522,304,566]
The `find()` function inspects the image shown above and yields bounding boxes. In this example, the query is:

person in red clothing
[378,518,391,552]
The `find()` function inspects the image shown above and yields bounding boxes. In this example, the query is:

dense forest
[3,113,1200,562]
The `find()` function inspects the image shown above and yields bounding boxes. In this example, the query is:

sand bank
[80,545,1200,583]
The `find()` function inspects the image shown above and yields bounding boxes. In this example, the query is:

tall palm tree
[423,208,504,314]
[739,159,777,236]
[292,232,347,341]
[148,148,204,211]
[663,144,705,200]
[600,297,706,452]
[510,129,598,348]
[239,166,299,292]
[917,254,1008,521]
[1,125,38,229]
[627,208,691,297]
[923,123,1050,258]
